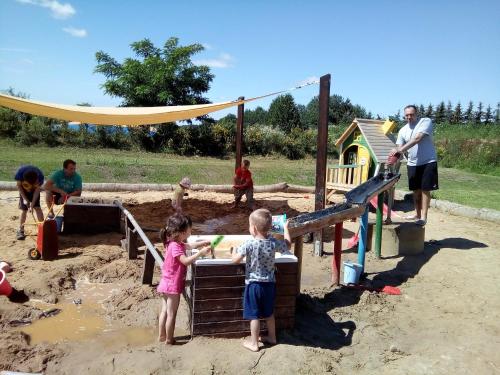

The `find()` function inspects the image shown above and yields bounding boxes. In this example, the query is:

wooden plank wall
[190,262,298,338]
[64,204,121,234]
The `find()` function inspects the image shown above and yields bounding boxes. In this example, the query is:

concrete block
[381,222,425,257]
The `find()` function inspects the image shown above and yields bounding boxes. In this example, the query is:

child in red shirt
[232,159,254,210]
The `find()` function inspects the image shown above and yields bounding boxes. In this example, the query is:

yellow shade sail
[0,91,287,126]
[0,80,319,125]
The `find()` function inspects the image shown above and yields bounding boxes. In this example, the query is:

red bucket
[0,270,13,297]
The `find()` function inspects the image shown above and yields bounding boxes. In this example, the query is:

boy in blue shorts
[14,165,45,240]
[232,208,291,352]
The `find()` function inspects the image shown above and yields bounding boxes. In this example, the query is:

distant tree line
[0,37,498,162]
[390,101,500,127]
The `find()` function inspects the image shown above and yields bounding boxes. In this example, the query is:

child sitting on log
[232,159,254,210]
[157,213,211,345]
[232,208,291,351]
[171,177,191,213]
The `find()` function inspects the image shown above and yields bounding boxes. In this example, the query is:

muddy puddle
[192,214,241,234]
[21,280,154,347]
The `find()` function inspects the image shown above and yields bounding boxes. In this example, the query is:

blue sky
[0,0,499,120]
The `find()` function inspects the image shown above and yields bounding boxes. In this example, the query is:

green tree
[434,101,446,124]
[474,102,483,124]
[418,104,425,116]
[464,101,474,122]
[425,104,434,118]
[495,103,500,124]
[484,105,492,124]
[95,37,214,151]
[452,102,462,124]
[445,101,453,122]
[0,88,31,139]
[244,106,268,126]
[268,94,303,132]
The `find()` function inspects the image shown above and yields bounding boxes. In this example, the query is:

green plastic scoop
[210,235,224,249]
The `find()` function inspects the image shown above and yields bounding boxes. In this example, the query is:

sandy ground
[0,189,499,375]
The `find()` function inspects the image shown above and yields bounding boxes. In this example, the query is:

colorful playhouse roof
[335,118,396,163]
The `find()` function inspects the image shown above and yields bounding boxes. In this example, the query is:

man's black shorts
[407,162,439,191]
[18,190,41,210]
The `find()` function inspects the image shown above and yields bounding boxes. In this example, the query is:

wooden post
[357,208,369,274]
[293,237,303,295]
[313,74,331,256]
[127,227,138,260]
[235,96,245,171]
[332,222,343,285]
[374,192,384,258]
[142,248,155,285]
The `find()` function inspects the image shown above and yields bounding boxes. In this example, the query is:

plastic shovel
[346,284,401,295]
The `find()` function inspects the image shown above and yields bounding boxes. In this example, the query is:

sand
[0,190,499,375]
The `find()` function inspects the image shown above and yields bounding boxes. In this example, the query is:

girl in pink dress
[157,213,211,344]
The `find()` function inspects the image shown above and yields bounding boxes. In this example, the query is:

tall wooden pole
[313,74,331,256]
[235,96,245,171]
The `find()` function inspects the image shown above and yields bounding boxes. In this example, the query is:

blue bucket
[55,216,64,233]
[343,262,362,285]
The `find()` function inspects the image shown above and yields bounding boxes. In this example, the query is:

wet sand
[0,190,499,374]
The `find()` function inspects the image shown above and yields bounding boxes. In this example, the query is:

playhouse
[326,118,397,200]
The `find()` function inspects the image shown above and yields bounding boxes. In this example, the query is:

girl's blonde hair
[160,213,193,243]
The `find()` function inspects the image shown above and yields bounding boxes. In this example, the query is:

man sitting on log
[44,159,82,217]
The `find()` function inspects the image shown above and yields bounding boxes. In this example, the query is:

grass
[0,139,315,186]
[1,139,499,211]
[398,167,500,211]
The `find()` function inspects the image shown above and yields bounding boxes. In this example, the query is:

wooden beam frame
[314,74,331,256]
[235,96,245,171]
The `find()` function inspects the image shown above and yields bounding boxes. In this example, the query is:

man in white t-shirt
[390,105,438,226]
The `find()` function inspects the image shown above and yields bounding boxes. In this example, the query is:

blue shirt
[14,165,44,190]
[49,169,83,193]
[396,117,437,166]
[236,237,290,283]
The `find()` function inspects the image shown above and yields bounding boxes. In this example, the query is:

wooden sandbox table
[185,235,298,338]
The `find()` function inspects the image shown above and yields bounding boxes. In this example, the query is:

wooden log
[189,182,288,193]
[127,227,138,260]
[285,184,315,194]
[142,247,155,285]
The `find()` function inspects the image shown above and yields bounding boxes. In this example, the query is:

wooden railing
[326,164,364,191]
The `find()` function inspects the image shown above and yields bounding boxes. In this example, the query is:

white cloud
[297,76,320,87]
[194,53,235,68]
[16,0,76,19]
[202,43,213,50]
[63,27,87,38]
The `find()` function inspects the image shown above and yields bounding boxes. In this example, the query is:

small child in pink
[157,213,211,345]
